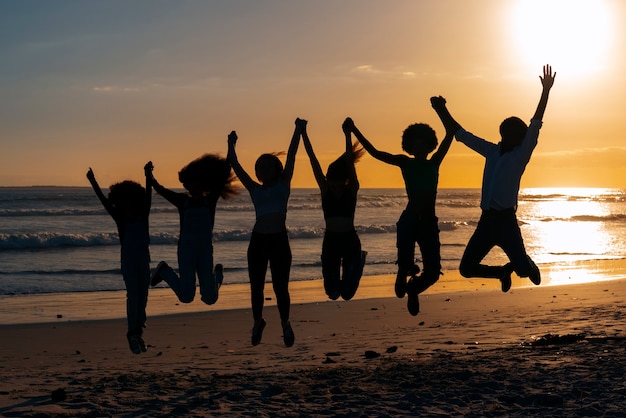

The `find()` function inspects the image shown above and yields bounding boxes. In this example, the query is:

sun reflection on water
[517,188,625,286]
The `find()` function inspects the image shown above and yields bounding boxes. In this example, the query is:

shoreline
[3,265,626,415]
[2,258,626,325]
[2,274,626,415]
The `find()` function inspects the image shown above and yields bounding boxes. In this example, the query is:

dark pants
[321,229,363,300]
[248,231,292,321]
[460,209,537,279]
[396,211,441,283]
[120,246,151,337]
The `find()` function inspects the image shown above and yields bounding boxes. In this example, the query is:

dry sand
[2,271,626,417]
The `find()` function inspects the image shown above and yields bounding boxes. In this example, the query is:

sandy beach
[2,269,626,416]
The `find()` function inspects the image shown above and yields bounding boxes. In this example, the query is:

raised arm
[342,118,359,192]
[431,95,462,136]
[345,118,403,166]
[429,97,455,165]
[300,120,327,192]
[147,167,181,205]
[86,168,115,216]
[532,64,556,121]
[281,118,303,182]
[144,161,153,213]
[227,130,258,191]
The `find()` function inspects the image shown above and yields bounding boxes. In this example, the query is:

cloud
[533,146,626,168]
[351,65,416,79]
[536,146,626,159]
[353,65,378,73]
[544,146,626,155]
[92,86,141,93]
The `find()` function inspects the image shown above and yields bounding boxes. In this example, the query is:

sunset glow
[1,1,625,188]
[520,188,623,274]
[509,0,614,76]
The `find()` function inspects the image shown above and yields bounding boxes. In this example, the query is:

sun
[509,0,614,76]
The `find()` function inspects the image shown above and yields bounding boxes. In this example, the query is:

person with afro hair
[87,163,153,354]
[345,99,455,316]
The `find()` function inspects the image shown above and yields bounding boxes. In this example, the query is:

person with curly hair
[149,153,236,306]
[345,99,454,316]
[87,162,153,354]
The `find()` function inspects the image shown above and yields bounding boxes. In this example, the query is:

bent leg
[459,216,504,279]
[197,241,218,305]
[498,214,539,282]
[321,232,341,300]
[339,231,364,301]
[396,211,417,274]
[413,219,441,293]
[163,242,197,303]
[395,211,418,298]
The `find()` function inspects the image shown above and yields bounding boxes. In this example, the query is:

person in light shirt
[227,119,302,348]
[433,64,556,292]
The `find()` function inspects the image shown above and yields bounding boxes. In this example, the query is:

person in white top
[227,119,303,348]
[433,65,556,293]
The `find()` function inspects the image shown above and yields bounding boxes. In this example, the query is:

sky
[1,0,626,189]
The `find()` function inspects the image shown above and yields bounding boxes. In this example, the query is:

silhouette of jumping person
[433,64,556,292]
[149,154,236,305]
[345,100,454,316]
[227,119,302,347]
[87,163,153,354]
[301,118,367,301]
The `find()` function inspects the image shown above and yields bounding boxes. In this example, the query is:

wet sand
[2,269,626,416]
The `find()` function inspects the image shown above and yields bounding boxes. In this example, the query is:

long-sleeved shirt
[151,181,218,237]
[88,177,151,247]
[456,119,542,210]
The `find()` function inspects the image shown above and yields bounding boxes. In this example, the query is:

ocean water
[1,187,625,295]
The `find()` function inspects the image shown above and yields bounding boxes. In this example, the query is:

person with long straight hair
[301,118,367,301]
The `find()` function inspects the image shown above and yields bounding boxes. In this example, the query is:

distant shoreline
[3,186,624,192]
[1,185,411,190]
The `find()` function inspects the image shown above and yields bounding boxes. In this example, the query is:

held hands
[144,161,153,176]
[342,117,355,134]
[540,64,556,90]
[295,118,307,132]
[430,96,447,110]
[227,130,238,146]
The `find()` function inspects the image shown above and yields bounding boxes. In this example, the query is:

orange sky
[1,0,625,189]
